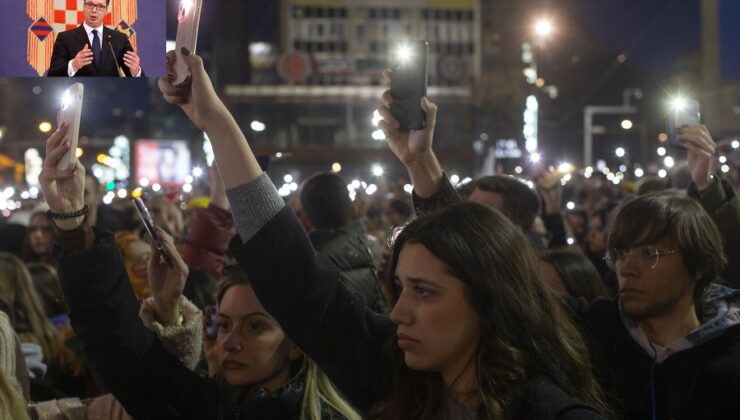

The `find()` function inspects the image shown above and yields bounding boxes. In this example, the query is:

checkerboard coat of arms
[27,0,138,76]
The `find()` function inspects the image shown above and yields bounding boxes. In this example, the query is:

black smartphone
[667,99,700,148]
[132,197,173,267]
[390,41,429,131]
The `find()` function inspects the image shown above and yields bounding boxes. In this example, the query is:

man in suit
[47,0,144,77]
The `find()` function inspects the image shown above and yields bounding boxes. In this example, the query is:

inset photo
[0,0,165,77]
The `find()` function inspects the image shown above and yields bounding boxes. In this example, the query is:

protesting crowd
[0,49,738,420]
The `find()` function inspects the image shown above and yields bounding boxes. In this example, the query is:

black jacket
[47,25,143,77]
[229,206,603,419]
[54,227,344,419]
[309,220,389,314]
[573,297,740,419]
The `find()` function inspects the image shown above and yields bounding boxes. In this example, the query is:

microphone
[107,35,126,77]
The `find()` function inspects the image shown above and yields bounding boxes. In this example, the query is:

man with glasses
[48,0,145,77]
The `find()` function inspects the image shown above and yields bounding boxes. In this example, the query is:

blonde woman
[0,311,31,420]
[0,253,58,366]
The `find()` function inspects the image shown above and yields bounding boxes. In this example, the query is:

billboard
[134,140,190,186]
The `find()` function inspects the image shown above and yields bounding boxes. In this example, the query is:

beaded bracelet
[46,205,89,220]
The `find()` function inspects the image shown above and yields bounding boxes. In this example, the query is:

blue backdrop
[0,0,165,77]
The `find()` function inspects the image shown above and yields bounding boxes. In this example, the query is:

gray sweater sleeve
[225,173,286,243]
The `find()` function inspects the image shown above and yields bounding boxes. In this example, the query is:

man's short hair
[300,172,352,230]
[388,198,412,219]
[608,191,727,306]
[474,175,540,230]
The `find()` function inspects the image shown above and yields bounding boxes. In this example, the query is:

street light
[371,164,384,177]
[38,121,52,133]
[534,19,554,38]
[250,120,266,132]
[615,147,626,158]
[621,119,633,130]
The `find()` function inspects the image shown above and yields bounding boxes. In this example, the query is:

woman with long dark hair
[154,49,611,419]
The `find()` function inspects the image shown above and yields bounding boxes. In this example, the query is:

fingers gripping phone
[56,83,84,171]
[668,99,700,148]
[133,197,174,267]
[390,41,429,131]
[174,0,202,86]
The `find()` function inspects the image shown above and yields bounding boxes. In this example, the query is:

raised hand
[158,48,227,132]
[72,44,93,72]
[678,124,717,191]
[376,69,443,198]
[377,70,438,167]
[38,122,86,230]
[147,226,189,325]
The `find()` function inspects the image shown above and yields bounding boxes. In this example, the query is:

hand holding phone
[133,197,173,267]
[56,83,84,171]
[174,0,202,86]
[668,99,700,148]
[390,41,429,131]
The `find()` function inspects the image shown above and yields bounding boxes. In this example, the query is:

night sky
[577,0,738,80]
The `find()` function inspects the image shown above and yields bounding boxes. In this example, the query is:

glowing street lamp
[534,19,554,38]
[615,147,626,158]
[371,164,384,177]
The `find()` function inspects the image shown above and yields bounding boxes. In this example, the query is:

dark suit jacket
[47,25,144,77]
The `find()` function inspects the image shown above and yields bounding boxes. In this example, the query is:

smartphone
[390,41,429,131]
[56,83,84,171]
[132,197,174,267]
[174,0,203,86]
[667,99,700,148]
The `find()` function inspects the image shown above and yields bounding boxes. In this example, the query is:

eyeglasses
[603,245,677,270]
[84,1,107,12]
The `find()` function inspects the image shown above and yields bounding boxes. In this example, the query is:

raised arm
[159,49,262,189]
[680,125,740,284]
[158,51,396,410]
[376,71,460,215]
[39,122,217,419]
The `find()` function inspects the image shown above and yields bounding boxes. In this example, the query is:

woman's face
[28,213,54,256]
[390,243,480,385]
[216,284,301,390]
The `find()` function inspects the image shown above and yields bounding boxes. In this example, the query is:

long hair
[22,211,55,264]
[0,312,30,420]
[0,253,58,363]
[367,202,611,419]
[27,263,68,318]
[538,249,609,302]
[217,271,360,420]
[0,369,29,420]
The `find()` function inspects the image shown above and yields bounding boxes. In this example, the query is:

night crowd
[0,50,738,420]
